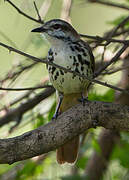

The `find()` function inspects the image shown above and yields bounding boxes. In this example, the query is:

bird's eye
[53,24,60,29]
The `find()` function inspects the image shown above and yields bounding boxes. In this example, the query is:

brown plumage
[57,93,82,164]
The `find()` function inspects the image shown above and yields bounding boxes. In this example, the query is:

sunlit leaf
[16,161,37,179]
[111,138,129,168]
[61,175,88,180]
[76,156,88,170]
[88,89,114,102]
[107,15,129,28]
[33,114,45,129]
[91,137,101,154]
[48,101,56,121]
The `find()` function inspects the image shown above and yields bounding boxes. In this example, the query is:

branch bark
[0,87,55,127]
[0,101,129,164]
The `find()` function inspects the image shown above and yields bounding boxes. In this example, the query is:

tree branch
[0,87,55,127]
[80,34,129,45]
[107,15,129,37]
[33,1,42,23]
[0,101,129,164]
[0,62,37,83]
[94,44,128,77]
[0,85,52,91]
[5,0,44,24]
[0,41,128,94]
[88,0,129,11]
[85,129,120,180]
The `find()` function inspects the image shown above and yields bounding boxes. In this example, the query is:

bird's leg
[78,92,89,106]
[52,93,63,120]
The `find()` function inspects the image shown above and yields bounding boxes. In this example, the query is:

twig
[0,87,55,127]
[5,0,44,24]
[0,42,44,63]
[0,41,128,94]
[102,65,129,75]
[33,1,42,23]
[0,91,32,112]
[95,44,128,77]
[88,0,129,11]
[0,62,38,83]
[101,46,106,63]
[38,0,52,20]
[80,34,129,45]
[0,79,50,111]
[0,30,17,48]
[114,28,129,37]
[107,15,129,37]
[0,85,52,91]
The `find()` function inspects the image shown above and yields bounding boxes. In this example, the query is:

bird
[31,19,95,164]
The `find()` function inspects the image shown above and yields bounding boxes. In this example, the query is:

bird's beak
[31,26,46,33]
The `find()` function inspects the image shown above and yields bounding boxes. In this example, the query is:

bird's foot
[92,115,99,128]
[51,111,61,121]
[78,96,89,106]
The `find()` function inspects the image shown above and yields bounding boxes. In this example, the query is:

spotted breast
[47,39,94,95]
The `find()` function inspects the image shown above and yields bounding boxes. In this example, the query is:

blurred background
[0,0,129,179]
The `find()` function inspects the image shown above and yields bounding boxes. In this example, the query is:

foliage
[111,133,129,169]
[88,89,114,102]
[108,15,129,28]
[61,175,87,180]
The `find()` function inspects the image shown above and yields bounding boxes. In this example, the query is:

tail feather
[57,136,79,164]
[56,93,83,164]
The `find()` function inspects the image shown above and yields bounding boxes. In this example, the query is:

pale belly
[47,42,93,95]
[48,66,92,94]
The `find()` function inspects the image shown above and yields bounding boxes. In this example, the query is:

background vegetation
[0,0,129,179]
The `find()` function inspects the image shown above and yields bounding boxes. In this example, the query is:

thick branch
[0,87,55,127]
[0,101,129,164]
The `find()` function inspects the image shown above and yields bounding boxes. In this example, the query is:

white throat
[41,32,67,50]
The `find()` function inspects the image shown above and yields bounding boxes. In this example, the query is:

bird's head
[31,19,80,45]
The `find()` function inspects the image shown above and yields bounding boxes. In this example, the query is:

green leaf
[88,89,114,102]
[76,156,88,170]
[33,114,45,129]
[107,15,129,28]
[48,101,56,121]
[16,159,47,180]
[16,161,37,179]
[111,137,129,168]
[91,137,101,154]
[61,175,88,180]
